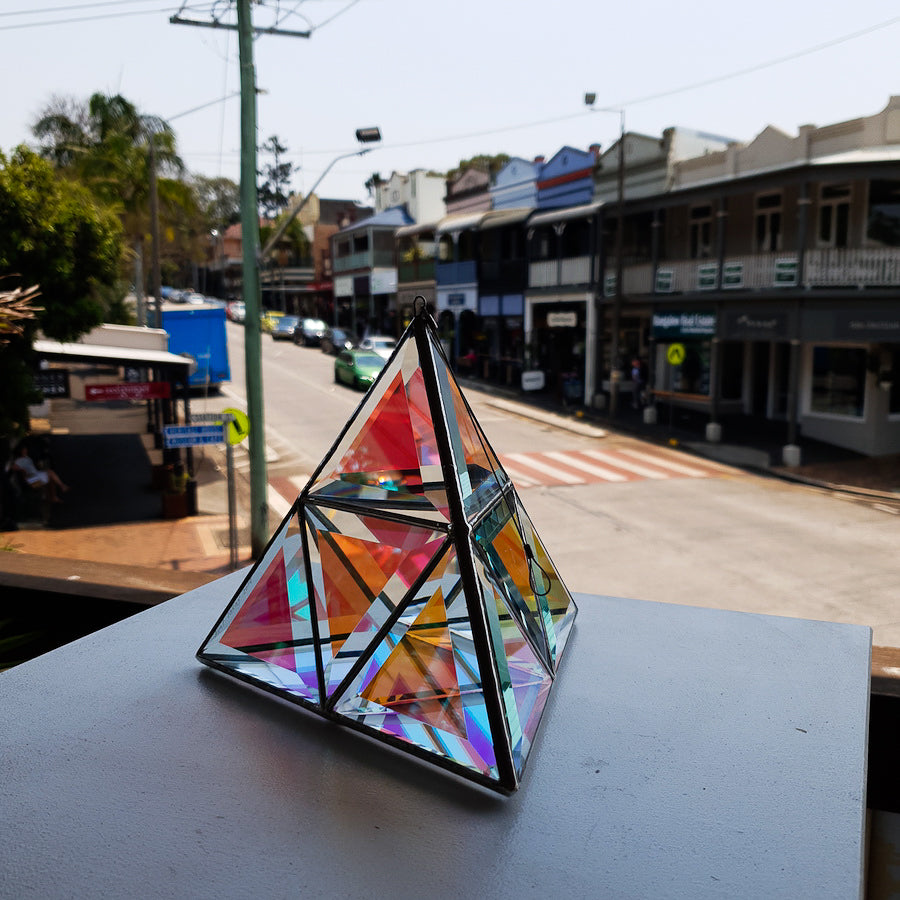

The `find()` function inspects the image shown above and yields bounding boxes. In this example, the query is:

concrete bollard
[706,421,722,443]
[643,406,657,425]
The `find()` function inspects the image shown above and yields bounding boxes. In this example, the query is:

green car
[334,349,385,390]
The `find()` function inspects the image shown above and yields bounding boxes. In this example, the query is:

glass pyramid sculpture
[197,307,577,793]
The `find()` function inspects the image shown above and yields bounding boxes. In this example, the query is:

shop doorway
[751,342,771,415]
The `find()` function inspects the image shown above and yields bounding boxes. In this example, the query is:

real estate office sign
[651,311,717,338]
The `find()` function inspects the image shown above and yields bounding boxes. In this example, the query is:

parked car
[184,292,206,305]
[320,327,355,355]
[226,301,246,323]
[272,315,300,341]
[334,349,386,390]
[260,310,285,333]
[294,317,327,347]
[359,335,398,361]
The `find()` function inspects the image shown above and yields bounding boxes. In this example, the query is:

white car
[185,292,206,305]
[359,335,397,361]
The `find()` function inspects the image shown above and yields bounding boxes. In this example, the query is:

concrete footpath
[2,388,899,592]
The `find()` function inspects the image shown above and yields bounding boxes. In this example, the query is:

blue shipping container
[161,304,231,389]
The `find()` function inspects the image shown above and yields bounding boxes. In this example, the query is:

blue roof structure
[337,205,414,234]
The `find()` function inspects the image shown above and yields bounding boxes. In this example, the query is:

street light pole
[259,128,381,265]
[585,95,626,417]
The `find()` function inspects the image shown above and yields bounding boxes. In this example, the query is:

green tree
[445,153,510,183]
[0,146,123,437]
[258,135,295,219]
[32,92,189,292]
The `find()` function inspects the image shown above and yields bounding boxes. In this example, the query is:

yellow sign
[222,407,250,445]
[667,343,686,366]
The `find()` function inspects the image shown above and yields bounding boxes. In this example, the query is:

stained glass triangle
[198,307,577,793]
[307,339,449,521]
[303,504,448,696]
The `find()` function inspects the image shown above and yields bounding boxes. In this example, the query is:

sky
[2,0,899,207]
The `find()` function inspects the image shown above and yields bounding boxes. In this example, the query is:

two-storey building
[614,97,900,456]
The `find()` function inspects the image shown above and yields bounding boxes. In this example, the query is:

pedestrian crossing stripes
[266,445,730,511]
[498,446,728,489]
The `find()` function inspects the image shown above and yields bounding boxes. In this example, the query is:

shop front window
[810,346,866,417]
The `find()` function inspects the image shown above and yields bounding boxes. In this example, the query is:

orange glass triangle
[359,587,466,738]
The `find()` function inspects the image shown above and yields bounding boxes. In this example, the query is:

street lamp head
[584,92,596,107]
[356,126,382,144]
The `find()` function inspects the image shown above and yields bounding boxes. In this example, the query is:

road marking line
[497,464,540,488]
[617,448,710,477]
[582,449,669,479]
[268,483,292,518]
[504,452,586,484]
[544,450,628,482]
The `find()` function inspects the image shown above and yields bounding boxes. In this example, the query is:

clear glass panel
[474,552,553,778]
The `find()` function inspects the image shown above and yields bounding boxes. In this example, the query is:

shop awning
[34,339,193,370]
[527,201,604,228]
[395,220,440,238]
[435,211,489,235]
[478,207,533,230]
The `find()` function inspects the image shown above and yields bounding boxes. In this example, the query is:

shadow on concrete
[46,432,162,528]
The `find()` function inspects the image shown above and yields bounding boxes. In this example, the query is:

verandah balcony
[619,247,900,296]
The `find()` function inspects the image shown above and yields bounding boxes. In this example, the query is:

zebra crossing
[498,445,729,489]
[265,445,731,516]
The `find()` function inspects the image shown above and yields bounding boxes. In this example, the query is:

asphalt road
[211,321,900,646]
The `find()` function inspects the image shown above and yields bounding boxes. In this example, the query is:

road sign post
[187,412,243,569]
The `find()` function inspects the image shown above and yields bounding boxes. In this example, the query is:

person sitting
[10,441,69,504]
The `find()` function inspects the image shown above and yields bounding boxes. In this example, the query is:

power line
[0,0,159,17]
[0,6,176,30]
[615,14,900,110]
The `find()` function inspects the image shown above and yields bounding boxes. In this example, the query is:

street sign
[189,409,249,445]
[34,369,70,398]
[86,382,171,401]
[163,424,225,449]
[222,408,250,445]
[667,343,686,366]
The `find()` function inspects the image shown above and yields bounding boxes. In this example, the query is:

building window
[867,180,900,247]
[817,184,851,248]
[755,193,782,252]
[689,205,713,259]
[810,346,866,417]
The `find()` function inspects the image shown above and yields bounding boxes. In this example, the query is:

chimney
[534,155,545,164]
[589,143,601,158]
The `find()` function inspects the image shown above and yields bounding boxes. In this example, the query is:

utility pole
[149,137,163,329]
[172,2,310,558]
[235,0,268,557]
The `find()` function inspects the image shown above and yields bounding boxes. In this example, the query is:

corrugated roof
[337,206,414,233]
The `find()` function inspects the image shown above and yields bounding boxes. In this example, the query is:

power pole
[149,138,163,329]
[171,3,310,558]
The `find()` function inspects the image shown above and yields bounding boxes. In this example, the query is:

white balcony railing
[622,248,900,295]
[528,256,592,288]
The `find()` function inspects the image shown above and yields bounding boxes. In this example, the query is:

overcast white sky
[2,1,899,205]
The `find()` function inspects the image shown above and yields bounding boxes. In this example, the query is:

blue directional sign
[163,424,225,449]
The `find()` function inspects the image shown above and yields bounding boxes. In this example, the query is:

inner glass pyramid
[197,306,577,793]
